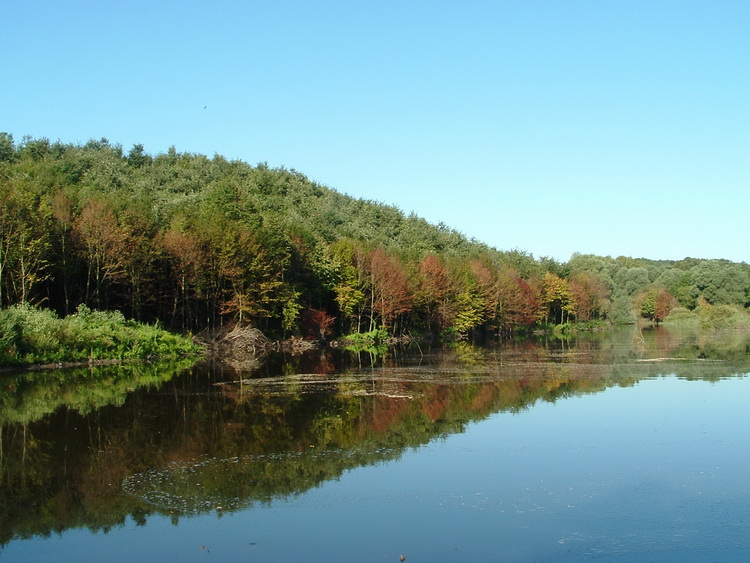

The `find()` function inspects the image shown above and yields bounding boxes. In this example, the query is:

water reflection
[1,326,749,554]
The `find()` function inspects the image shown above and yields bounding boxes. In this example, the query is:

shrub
[696,303,750,330]
[0,304,202,367]
[338,328,390,354]
[0,307,24,363]
[663,307,698,326]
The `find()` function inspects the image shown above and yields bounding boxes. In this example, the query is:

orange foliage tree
[568,272,610,322]
[162,227,208,331]
[369,247,413,332]
[416,254,452,333]
[72,200,126,308]
[496,268,542,332]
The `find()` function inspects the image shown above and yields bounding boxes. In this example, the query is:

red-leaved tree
[369,247,413,331]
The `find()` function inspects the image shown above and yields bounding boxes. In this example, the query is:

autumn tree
[568,272,610,322]
[301,308,336,340]
[470,260,499,329]
[416,254,453,333]
[72,199,127,308]
[654,290,679,323]
[637,289,678,323]
[540,272,573,325]
[118,204,160,320]
[495,268,542,332]
[162,226,208,331]
[5,133,750,340]
[368,247,413,332]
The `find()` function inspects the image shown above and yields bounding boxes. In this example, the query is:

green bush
[663,306,699,327]
[0,304,202,367]
[695,303,750,330]
[338,328,390,354]
[0,307,24,363]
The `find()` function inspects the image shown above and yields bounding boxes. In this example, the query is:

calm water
[1,327,749,561]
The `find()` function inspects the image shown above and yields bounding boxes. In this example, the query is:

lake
[1,326,749,562]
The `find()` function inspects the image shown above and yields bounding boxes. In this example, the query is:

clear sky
[2,1,748,263]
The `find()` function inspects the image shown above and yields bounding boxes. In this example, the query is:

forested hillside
[1,133,748,339]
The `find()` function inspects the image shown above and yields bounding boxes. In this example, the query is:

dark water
[1,326,749,561]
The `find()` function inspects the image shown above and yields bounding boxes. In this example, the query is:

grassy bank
[0,303,202,368]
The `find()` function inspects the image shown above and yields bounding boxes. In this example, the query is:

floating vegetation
[122,445,404,514]
[216,362,618,396]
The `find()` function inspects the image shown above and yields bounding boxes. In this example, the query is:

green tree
[613,266,650,297]
[50,189,76,314]
[119,204,159,320]
[329,239,368,333]
[217,226,284,326]
[449,262,486,335]
[690,261,749,306]
[127,143,152,168]
[0,178,53,305]
[0,132,16,162]
[654,268,695,309]
[609,295,636,324]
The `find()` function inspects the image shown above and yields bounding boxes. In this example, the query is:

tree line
[1,132,748,339]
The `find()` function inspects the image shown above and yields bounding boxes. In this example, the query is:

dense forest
[1,132,749,341]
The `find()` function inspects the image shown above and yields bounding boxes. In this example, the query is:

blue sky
[2,1,748,263]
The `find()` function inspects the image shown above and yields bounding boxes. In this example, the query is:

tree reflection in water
[1,326,749,546]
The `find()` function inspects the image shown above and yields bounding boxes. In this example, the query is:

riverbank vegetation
[0,303,200,367]
[1,133,749,346]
